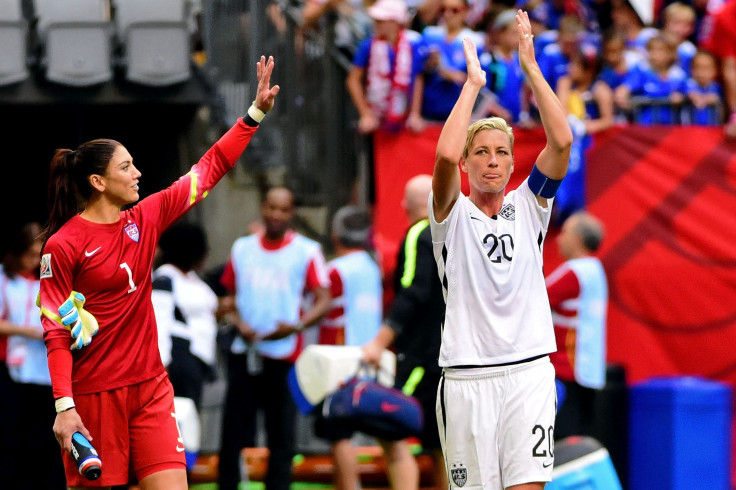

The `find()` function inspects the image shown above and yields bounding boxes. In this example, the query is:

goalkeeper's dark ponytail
[42,139,121,245]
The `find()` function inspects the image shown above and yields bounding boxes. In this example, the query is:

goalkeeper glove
[58,292,99,350]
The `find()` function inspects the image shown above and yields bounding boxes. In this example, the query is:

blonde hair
[463,117,514,160]
[664,2,695,23]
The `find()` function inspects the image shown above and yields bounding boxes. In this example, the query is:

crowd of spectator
[300,0,736,136]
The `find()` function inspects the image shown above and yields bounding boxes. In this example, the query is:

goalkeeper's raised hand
[58,292,99,350]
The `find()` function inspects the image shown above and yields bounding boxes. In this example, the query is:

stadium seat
[34,0,113,86]
[113,0,192,86]
[0,0,29,86]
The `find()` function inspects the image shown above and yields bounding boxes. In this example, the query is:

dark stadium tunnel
[2,103,199,258]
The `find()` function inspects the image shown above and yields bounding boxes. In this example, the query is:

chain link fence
[199,0,368,246]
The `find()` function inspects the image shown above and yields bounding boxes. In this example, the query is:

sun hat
[367,0,409,23]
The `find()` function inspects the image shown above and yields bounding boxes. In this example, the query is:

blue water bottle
[71,432,102,480]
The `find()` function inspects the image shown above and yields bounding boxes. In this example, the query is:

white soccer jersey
[429,179,557,366]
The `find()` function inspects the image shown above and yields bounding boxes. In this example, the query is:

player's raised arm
[432,38,486,223]
[516,10,572,205]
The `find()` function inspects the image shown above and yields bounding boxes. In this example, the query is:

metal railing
[625,96,724,126]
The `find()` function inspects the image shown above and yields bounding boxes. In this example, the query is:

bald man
[545,211,609,441]
[363,174,447,490]
[218,186,332,490]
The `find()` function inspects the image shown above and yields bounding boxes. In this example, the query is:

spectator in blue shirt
[478,9,526,123]
[599,27,642,120]
[420,0,485,122]
[538,14,593,94]
[599,27,640,91]
[528,6,558,54]
[684,50,723,125]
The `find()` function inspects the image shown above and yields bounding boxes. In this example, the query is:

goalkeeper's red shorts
[62,371,186,487]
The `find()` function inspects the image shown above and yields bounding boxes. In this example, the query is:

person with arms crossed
[545,211,608,441]
[217,186,332,490]
[362,174,447,490]
[38,55,280,490]
[430,10,572,490]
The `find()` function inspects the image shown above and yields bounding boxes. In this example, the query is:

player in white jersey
[429,11,573,490]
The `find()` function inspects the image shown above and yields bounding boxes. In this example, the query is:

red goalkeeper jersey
[40,119,258,397]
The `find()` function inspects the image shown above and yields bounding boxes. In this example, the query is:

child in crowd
[599,27,641,120]
[684,50,723,125]
[660,2,698,76]
[614,33,687,124]
[599,28,640,91]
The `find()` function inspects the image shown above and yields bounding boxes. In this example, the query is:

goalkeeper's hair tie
[55,397,75,413]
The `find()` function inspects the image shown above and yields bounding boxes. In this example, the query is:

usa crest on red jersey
[124,223,140,242]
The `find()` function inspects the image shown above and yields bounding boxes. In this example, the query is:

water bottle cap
[80,457,102,480]
[84,465,102,481]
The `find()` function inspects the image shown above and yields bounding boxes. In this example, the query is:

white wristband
[247,103,266,123]
[55,396,75,413]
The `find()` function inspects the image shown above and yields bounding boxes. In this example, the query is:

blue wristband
[528,164,563,198]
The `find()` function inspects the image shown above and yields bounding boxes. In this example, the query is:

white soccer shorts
[437,356,557,489]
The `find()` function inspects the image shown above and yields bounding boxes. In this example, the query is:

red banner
[585,126,736,386]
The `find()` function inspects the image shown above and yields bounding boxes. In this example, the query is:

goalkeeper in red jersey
[38,56,279,489]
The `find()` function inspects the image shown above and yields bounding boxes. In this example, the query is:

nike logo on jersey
[85,247,102,257]
[176,446,186,452]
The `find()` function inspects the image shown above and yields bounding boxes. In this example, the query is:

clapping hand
[463,37,486,89]
[516,10,538,75]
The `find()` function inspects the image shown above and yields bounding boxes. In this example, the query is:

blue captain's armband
[528,164,563,198]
